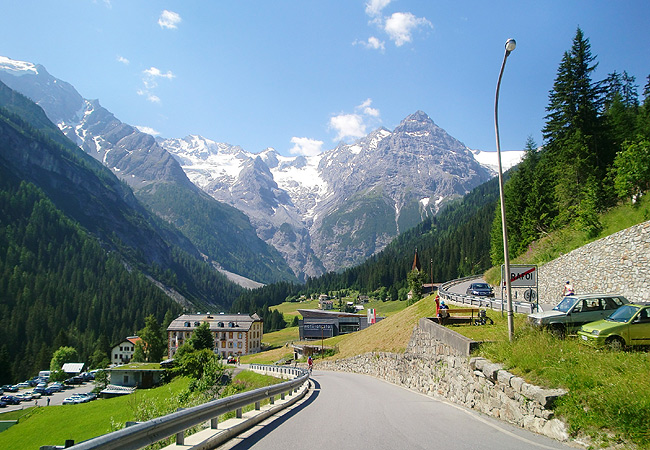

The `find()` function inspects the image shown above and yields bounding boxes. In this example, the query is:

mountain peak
[404,110,433,124]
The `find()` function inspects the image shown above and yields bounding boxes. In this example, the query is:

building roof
[111,336,141,349]
[109,362,164,372]
[167,313,262,332]
[298,309,367,319]
[412,248,421,272]
[100,384,135,396]
[62,363,84,374]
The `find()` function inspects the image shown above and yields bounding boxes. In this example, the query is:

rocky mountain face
[0,56,296,285]
[159,111,494,278]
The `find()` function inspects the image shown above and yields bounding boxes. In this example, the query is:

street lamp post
[494,38,516,342]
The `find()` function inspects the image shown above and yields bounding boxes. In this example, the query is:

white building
[110,336,141,365]
[167,313,263,359]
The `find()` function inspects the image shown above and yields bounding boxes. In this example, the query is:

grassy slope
[0,377,191,449]
[0,370,284,450]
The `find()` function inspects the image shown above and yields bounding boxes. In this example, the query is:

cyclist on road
[307,356,313,374]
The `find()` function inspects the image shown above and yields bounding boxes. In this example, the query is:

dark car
[0,400,6,408]
[0,395,21,405]
[466,282,494,297]
[1,385,18,393]
[33,386,49,395]
[44,386,60,395]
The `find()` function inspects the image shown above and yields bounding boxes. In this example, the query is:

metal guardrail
[45,365,309,450]
[439,277,538,314]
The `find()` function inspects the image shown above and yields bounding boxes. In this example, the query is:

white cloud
[137,90,161,103]
[135,125,161,136]
[158,10,181,29]
[289,137,324,157]
[384,12,432,47]
[354,36,385,51]
[144,67,175,80]
[329,114,367,142]
[329,99,382,142]
[365,0,391,17]
[117,55,129,65]
[358,98,380,117]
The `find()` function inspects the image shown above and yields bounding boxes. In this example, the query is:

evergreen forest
[491,28,650,263]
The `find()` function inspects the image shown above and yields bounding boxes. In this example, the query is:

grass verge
[479,326,650,448]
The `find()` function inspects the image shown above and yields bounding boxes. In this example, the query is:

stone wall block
[496,369,514,387]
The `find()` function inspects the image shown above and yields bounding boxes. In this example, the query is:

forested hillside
[491,28,650,263]
[0,176,181,382]
[0,82,245,381]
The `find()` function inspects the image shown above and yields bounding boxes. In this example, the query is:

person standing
[563,281,575,296]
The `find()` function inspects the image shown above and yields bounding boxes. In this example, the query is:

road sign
[501,265,537,288]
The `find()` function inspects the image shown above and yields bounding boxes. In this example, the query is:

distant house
[107,362,164,389]
[167,313,263,359]
[111,336,141,366]
[298,309,385,340]
[319,299,334,310]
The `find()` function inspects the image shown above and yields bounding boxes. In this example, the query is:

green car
[578,303,650,349]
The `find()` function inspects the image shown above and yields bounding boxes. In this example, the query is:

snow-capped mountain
[159,111,520,276]
[0,56,297,285]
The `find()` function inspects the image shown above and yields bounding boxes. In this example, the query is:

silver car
[527,294,629,337]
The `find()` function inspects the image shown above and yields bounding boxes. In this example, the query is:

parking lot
[1,383,96,413]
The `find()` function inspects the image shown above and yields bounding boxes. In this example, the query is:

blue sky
[1,1,649,156]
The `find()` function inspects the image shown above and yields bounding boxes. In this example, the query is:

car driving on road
[578,303,650,349]
[465,282,494,297]
[527,294,629,336]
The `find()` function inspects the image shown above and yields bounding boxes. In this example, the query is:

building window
[238,332,242,339]
[229,332,233,339]
[237,342,242,348]
[124,375,129,384]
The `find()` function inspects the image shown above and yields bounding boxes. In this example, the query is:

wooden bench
[432,307,480,325]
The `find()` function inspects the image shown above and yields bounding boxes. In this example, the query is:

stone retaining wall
[539,220,650,304]
[317,319,570,442]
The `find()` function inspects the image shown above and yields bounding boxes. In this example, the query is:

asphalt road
[228,371,576,450]
[450,278,556,312]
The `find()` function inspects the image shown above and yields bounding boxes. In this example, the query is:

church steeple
[412,248,421,272]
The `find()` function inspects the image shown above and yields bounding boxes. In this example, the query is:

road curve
[228,370,575,450]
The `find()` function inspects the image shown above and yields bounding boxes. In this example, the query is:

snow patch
[0,56,38,75]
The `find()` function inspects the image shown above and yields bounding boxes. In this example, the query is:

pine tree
[542,27,604,229]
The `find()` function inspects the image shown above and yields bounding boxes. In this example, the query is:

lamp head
[505,38,516,53]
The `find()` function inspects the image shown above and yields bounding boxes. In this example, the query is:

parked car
[26,391,41,399]
[34,387,49,395]
[465,282,494,297]
[15,382,30,389]
[0,395,21,405]
[16,392,33,402]
[44,386,60,395]
[0,400,6,408]
[527,294,629,337]
[578,303,650,349]
[2,385,18,392]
